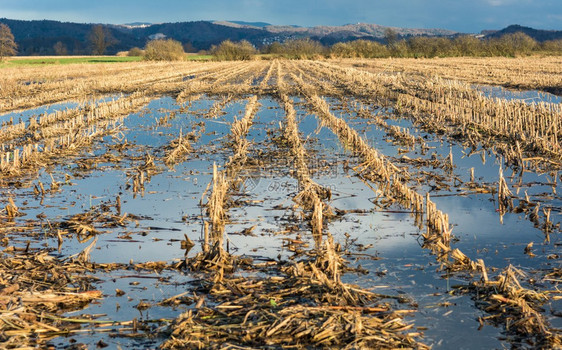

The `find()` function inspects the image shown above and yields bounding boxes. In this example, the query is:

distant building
[120,23,152,29]
[148,33,167,40]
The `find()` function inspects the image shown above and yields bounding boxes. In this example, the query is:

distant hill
[215,21,457,45]
[0,17,461,55]
[265,22,455,38]
[2,17,558,56]
[217,21,271,28]
[129,21,270,49]
[261,22,458,45]
[0,18,143,55]
[0,18,270,55]
[484,24,562,42]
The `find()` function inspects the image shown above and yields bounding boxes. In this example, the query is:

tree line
[0,23,121,59]
[211,31,562,60]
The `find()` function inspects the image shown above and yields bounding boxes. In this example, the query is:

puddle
[476,85,562,104]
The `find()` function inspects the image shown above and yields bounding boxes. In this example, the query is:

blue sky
[1,0,560,33]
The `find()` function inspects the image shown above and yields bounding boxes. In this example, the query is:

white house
[148,33,167,40]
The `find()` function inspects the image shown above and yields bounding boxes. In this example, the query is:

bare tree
[89,25,117,55]
[0,23,18,61]
[53,41,68,55]
[383,28,398,48]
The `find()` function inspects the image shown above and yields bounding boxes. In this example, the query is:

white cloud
[547,14,562,21]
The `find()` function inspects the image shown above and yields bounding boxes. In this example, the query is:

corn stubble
[0,57,560,349]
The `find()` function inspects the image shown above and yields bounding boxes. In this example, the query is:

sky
[1,0,561,33]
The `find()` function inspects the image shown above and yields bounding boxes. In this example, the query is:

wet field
[0,60,560,349]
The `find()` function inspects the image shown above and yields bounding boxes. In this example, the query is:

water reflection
[1,94,560,349]
[476,85,562,104]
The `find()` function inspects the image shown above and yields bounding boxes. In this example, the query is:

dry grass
[0,92,151,177]
[308,60,562,170]
[340,56,562,95]
[164,234,429,350]
[0,249,102,348]
[282,61,560,348]
[164,129,194,167]
[197,94,261,277]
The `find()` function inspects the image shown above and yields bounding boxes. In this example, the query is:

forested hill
[0,18,270,55]
[0,19,138,55]
[0,17,559,56]
[484,25,562,42]
[0,18,460,55]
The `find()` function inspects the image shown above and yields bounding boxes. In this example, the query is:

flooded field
[0,59,560,349]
